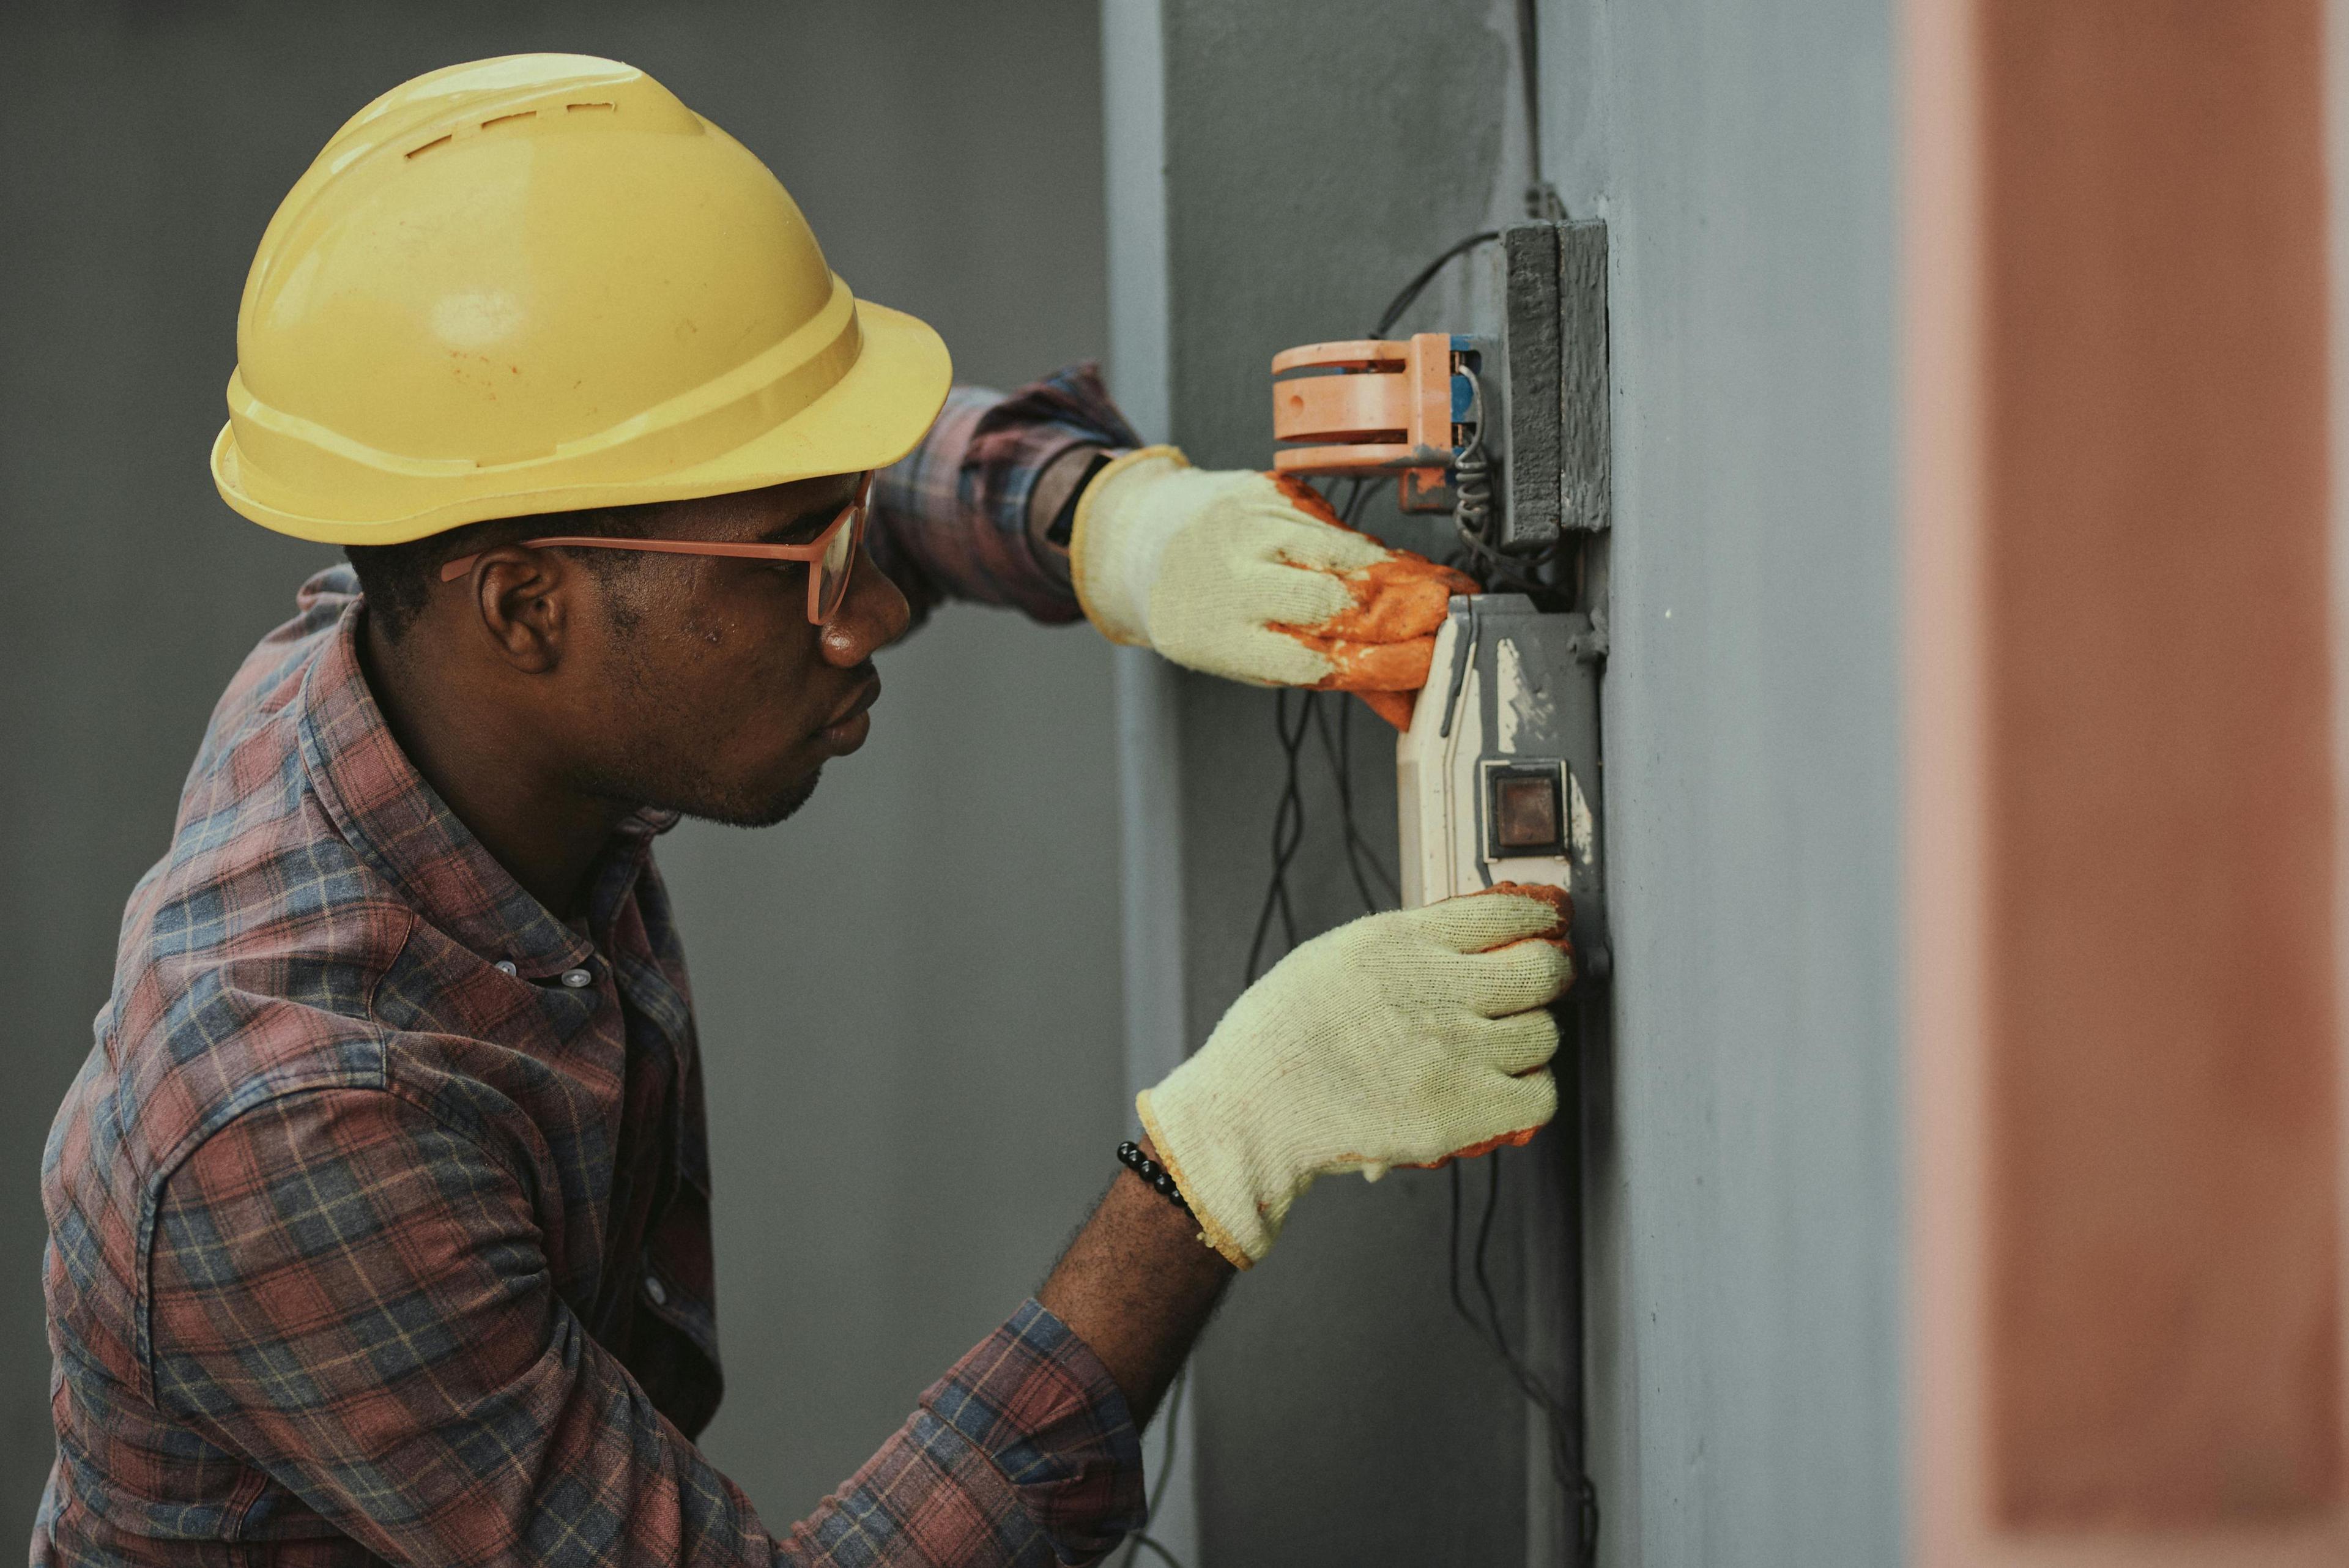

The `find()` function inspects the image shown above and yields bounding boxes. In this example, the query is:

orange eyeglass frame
[437,472,874,624]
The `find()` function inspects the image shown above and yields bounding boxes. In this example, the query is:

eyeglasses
[437,472,874,624]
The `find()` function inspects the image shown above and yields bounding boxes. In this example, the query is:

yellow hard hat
[212,54,951,544]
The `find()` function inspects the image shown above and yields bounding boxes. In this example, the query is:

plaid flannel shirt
[37,368,1145,1567]
[869,363,1139,625]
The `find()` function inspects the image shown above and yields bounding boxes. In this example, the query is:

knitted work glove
[1070,445,1477,727]
[1138,884,1573,1269]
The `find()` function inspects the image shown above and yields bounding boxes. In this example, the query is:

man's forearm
[1022,442,1108,589]
[1037,1137,1234,1427]
[866,368,1141,624]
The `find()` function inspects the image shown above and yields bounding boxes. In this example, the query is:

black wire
[1514,0,1568,221]
[1310,698,1399,915]
[1446,1152,1598,1564]
[1445,1160,1550,1409]
[1446,1159,1480,1331]
[1317,477,1406,914]
[1243,688,1319,983]
[1516,0,1546,203]
[1244,478,1403,972]
[1362,229,1573,603]
[1125,1535,1186,1568]
[1474,1154,1511,1352]
[1370,231,1501,339]
[1312,702,1380,916]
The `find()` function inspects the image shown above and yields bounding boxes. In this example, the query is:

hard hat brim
[212,300,952,546]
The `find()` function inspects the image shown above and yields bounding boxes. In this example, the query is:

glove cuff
[1068,444,1190,647]
[1135,1085,1267,1270]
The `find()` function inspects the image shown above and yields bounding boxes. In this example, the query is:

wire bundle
[1128,220,1601,1568]
[1248,234,1601,1564]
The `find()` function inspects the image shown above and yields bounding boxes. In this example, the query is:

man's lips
[819,671,882,741]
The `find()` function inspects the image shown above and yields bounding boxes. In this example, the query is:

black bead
[1116,1140,1190,1216]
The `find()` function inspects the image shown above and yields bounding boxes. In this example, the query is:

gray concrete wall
[0,0,1119,1533]
[1535,1,1907,1563]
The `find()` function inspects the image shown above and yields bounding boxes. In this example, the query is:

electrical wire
[1446,1160,1570,1470]
[1515,0,1570,221]
[1312,696,1400,913]
[1360,231,1568,603]
[1241,686,1321,984]
[1315,478,1404,916]
[1369,231,1499,340]
[1243,477,1402,984]
[1450,360,1570,600]
[1449,1154,1600,1565]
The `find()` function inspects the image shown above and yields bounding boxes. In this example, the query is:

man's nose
[817,546,911,667]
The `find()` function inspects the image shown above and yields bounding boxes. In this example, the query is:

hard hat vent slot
[405,135,453,160]
[481,111,538,131]
[565,102,616,113]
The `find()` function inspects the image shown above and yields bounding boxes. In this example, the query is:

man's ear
[465,547,575,675]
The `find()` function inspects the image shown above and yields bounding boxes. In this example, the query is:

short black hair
[347,500,667,641]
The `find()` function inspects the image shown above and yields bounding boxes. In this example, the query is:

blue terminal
[1448,337,1483,441]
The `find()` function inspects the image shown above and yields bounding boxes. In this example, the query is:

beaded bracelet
[1116,1140,1193,1217]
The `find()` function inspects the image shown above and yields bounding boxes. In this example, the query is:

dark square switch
[1490,768,1564,855]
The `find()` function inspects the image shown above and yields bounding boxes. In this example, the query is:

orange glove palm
[1069,447,1475,725]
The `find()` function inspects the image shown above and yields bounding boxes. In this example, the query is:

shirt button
[560,968,593,989]
[643,1274,669,1307]
[494,960,518,976]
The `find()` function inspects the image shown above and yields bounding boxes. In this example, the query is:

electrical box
[1398,595,1607,981]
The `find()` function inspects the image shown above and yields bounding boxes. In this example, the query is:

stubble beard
[579,589,826,829]
[574,748,824,830]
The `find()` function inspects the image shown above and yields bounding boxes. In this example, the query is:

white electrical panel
[1397,593,1608,978]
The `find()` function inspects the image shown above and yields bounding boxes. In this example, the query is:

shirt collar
[295,601,673,979]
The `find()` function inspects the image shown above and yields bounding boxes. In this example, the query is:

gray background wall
[0,0,1123,1534]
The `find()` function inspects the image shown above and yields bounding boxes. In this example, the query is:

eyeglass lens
[815,502,863,620]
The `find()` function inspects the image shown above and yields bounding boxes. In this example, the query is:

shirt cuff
[916,1298,1147,1564]
[869,362,1145,626]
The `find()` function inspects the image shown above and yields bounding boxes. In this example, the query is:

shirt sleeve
[146,1085,1144,1567]
[867,362,1143,626]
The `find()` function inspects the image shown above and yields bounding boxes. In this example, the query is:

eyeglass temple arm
[437,536,837,584]
[436,475,869,583]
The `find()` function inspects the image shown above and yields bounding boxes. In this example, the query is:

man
[37,55,1571,1566]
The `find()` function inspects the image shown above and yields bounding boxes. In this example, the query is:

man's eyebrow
[754,492,852,544]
